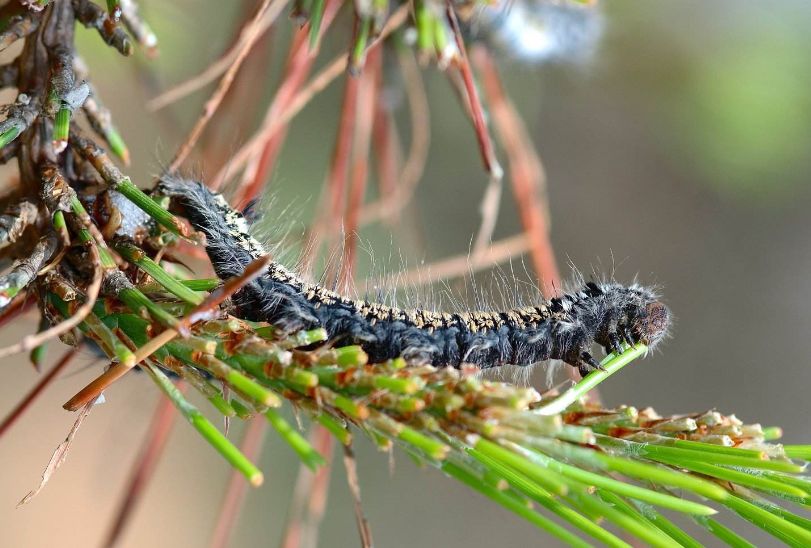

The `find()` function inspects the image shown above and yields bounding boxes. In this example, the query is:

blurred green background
[2,1,811,546]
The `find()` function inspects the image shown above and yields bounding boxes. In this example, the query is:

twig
[371,233,529,289]
[119,0,157,58]
[0,200,38,249]
[369,90,401,207]
[341,46,380,286]
[472,47,560,297]
[0,12,39,53]
[70,130,188,236]
[0,346,79,438]
[0,140,19,165]
[300,71,361,279]
[359,50,430,225]
[146,8,279,111]
[104,390,182,548]
[72,0,132,55]
[280,426,335,548]
[233,0,342,202]
[18,396,98,507]
[0,62,19,88]
[0,236,102,359]
[0,93,40,148]
[211,4,411,189]
[168,0,286,172]
[0,233,58,310]
[444,2,503,254]
[341,444,374,548]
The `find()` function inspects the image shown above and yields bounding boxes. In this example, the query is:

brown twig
[72,0,132,56]
[146,8,279,111]
[359,50,430,225]
[0,62,20,89]
[18,395,98,507]
[233,0,342,202]
[280,426,335,548]
[103,389,183,548]
[472,47,560,297]
[341,444,374,548]
[168,0,286,172]
[0,291,33,329]
[445,2,503,255]
[211,4,411,190]
[0,11,39,53]
[209,418,268,548]
[119,0,157,58]
[369,89,401,207]
[341,46,381,286]
[0,346,80,439]
[371,233,530,289]
[199,0,277,174]
[0,236,101,359]
[302,72,360,280]
[0,200,38,249]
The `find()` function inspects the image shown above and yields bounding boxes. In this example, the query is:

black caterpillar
[157,178,671,377]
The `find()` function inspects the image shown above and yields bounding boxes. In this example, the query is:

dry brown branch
[0,200,38,249]
[341,444,374,548]
[301,73,361,280]
[211,4,411,190]
[444,4,504,257]
[146,8,279,111]
[472,47,560,297]
[234,0,343,203]
[339,47,381,287]
[168,0,287,172]
[17,396,98,507]
[372,233,530,290]
[369,93,401,206]
[359,50,430,225]
[0,237,102,359]
[0,221,46,286]
[280,426,335,548]
[0,291,33,329]
[0,10,38,53]
[72,0,132,56]
[119,0,158,57]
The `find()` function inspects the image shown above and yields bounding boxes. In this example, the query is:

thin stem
[535,345,648,415]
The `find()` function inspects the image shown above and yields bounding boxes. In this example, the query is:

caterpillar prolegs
[157,178,671,377]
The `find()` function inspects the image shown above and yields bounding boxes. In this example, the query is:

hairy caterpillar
[469,0,603,64]
[157,178,670,377]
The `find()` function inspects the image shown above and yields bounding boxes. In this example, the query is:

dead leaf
[17,397,98,507]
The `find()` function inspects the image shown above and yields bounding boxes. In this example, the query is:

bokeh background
[2,0,811,546]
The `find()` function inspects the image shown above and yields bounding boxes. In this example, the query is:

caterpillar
[157,178,670,377]
[467,0,603,65]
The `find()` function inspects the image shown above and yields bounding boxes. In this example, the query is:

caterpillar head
[610,283,671,351]
[631,298,671,349]
[579,282,672,354]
